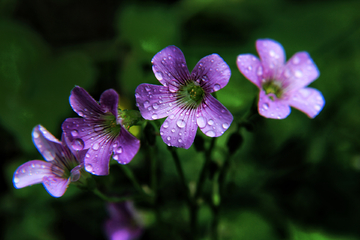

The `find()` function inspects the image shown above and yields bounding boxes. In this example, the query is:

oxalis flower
[135,45,233,149]
[237,39,325,119]
[62,86,140,176]
[104,201,143,240]
[13,125,86,197]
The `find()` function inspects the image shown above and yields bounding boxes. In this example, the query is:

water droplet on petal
[135,93,140,98]
[43,150,55,160]
[257,66,263,76]
[151,113,158,119]
[72,139,84,150]
[294,70,303,78]
[13,176,20,184]
[143,101,150,108]
[171,128,175,133]
[314,104,321,111]
[213,84,221,91]
[160,131,164,135]
[178,139,182,143]
[85,164,93,172]
[163,121,169,128]
[208,119,214,126]
[197,116,206,128]
[177,119,186,128]
[113,155,118,160]
[78,111,84,117]
[167,136,171,141]
[155,72,163,80]
[92,143,100,150]
[116,146,123,153]
[153,103,159,109]
[205,130,215,137]
[263,103,269,110]
[71,130,78,137]
[222,123,229,129]
[293,56,300,64]
[32,131,40,139]
[86,153,91,158]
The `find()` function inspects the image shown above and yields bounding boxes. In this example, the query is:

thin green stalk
[119,164,148,197]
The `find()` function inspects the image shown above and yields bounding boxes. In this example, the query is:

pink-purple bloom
[62,86,140,176]
[13,125,86,197]
[135,46,233,149]
[104,201,143,240]
[237,39,325,119]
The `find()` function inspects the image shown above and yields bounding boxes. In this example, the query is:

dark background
[1,0,360,239]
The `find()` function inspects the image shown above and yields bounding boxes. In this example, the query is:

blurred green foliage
[1,0,360,239]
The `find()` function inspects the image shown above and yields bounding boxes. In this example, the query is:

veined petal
[100,89,119,117]
[151,45,191,86]
[256,39,286,80]
[135,84,177,120]
[196,95,233,137]
[191,54,231,93]
[70,86,104,118]
[281,52,320,91]
[160,108,198,149]
[13,160,52,189]
[258,90,291,119]
[62,118,95,151]
[32,125,62,162]
[236,54,262,88]
[83,139,112,175]
[287,87,325,118]
[43,175,70,197]
[112,126,140,164]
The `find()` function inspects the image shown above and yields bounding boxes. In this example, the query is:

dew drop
[160,131,164,135]
[314,104,321,111]
[153,103,159,110]
[213,84,221,91]
[86,153,91,158]
[151,113,158,119]
[143,101,150,108]
[113,155,118,160]
[263,103,269,110]
[178,139,183,143]
[135,93,140,98]
[116,147,123,154]
[43,150,55,160]
[85,164,93,172]
[167,136,171,141]
[71,130,78,137]
[169,114,175,119]
[72,139,84,150]
[13,176,20,184]
[78,111,84,117]
[293,56,300,64]
[92,143,100,150]
[163,121,169,128]
[177,119,186,128]
[197,116,206,128]
[222,123,229,129]
[294,70,303,78]
[208,119,214,126]
[94,125,103,132]
[32,131,40,139]
[171,129,175,133]
[145,86,151,92]
[257,66,263,76]
[205,130,216,137]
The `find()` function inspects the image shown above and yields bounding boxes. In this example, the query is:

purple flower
[237,39,325,119]
[13,125,85,197]
[135,46,233,149]
[104,201,143,240]
[62,86,140,176]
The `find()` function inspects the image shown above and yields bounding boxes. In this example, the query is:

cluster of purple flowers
[12,38,324,240]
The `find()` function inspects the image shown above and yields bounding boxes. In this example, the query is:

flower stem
[119,164,148,197]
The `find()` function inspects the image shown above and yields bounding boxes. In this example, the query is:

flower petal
[62,118,94,151]
[151,45,191,86]
[258,90,291,119]
[287,87,325,118]
[256,39,286,79]
[160,108,198,149]
[32,125,62,161]
[112,126,140,164]
[281,52,320,91]
[135,84,177,120]
[191,54,231,93]
[43,175,70,197]
[100,89,119,117]
[69,86,104,118]
[13,160,52,189]
[196,95,233,137]
[236,54,262,88]
[83,139,112,175]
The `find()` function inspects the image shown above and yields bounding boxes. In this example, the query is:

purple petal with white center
[160,108,198,149]
[13,160,52,188]
[258,90,291,119]
[151,45,191,86]
[43,175,70,198]
[281,52,320,92]
[135,83,177,120]
[32,125,62,162]
[256,39,286,80]
[236,54,263,88]
[287,87,325,118]
[70,86,104,118]
[84,139,113,175]
[196,94,233,137]
[100,89,119,118]
[112,126,140,164]
[191,54,231,93]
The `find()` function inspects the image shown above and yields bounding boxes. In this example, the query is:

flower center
[262,80,283,100]
[101,113,121,137]
[178,81,205,108]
